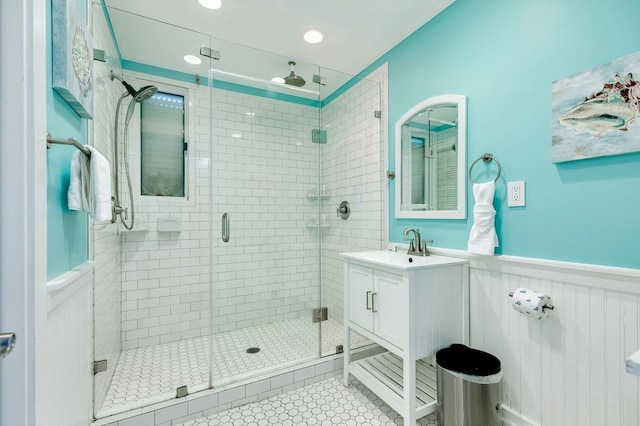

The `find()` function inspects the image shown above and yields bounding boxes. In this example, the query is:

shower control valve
[111,201,128,222]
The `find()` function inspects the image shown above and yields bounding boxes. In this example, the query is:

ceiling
[102,0,455,99]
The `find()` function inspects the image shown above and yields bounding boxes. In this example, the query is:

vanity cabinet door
[348,264,374,332]
[373,270,406,349]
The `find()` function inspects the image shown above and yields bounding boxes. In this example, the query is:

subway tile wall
[91,2,126,413]
[118,78,325,349]
[209,89,322,334]
[119,73,211,351]
[320,68,386,327]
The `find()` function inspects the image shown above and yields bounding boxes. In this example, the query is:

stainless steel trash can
[436,344,502,426]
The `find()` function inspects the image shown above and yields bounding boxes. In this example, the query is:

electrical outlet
[508,181,526,207]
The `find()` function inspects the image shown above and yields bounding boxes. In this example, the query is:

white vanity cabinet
[348,265,406,350]
[342,251,469,426]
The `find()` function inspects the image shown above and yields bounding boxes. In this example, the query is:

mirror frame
[394,94,467,219]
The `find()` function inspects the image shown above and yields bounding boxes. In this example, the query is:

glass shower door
[317,67,385,357]
[91,3,214,418]
[208,43,323,387]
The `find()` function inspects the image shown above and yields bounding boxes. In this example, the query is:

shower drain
[246,347,261,354]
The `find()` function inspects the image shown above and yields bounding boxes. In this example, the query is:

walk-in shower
[109,70,158,230]
[91,3,384,421]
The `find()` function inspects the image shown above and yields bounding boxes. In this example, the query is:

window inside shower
[140,91,186,197]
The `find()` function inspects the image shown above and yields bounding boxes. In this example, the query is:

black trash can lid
[436,344,501,376]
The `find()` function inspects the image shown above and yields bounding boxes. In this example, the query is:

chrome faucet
[402,227,433,256]
[403,227,421,255]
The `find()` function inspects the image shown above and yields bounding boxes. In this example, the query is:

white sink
[340,250,467,270]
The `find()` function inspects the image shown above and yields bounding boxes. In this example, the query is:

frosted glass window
[140,91,185,197]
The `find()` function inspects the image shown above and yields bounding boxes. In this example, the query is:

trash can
[436,344,502,426]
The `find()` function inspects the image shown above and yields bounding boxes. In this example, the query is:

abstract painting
[552,51,640,162]
[52,0,93,119]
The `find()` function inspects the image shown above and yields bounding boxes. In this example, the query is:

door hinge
[176,385,188,398]
[311,129,327,144]
[312,307,328,323]
[374,110,382,119]
[313,74,327,86]
[183,142,188,151]
[93,360,107,375]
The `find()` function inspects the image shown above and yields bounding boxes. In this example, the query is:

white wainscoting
[45,262,93,426]
[462,253,640,426]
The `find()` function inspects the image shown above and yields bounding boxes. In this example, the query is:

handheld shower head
[110,70,137,96]
[110,70,158,101]
[124,85,159,124]
[134,85,158,103]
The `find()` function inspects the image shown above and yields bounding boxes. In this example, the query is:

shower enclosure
[91,3,384,420]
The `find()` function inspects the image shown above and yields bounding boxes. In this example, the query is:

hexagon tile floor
[177,375,437,426]
[98,318,368,418]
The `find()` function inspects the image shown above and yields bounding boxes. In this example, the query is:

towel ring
[468,153,501,184]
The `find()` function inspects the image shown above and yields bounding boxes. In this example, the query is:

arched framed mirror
[394,94,467,219]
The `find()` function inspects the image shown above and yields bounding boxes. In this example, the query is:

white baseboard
[500,404,541,426]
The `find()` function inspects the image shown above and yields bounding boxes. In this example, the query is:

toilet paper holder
[509,291,554,310]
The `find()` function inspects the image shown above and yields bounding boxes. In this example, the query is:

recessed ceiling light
[271,77,285,84]
[184,54,202,65]
[304,29,324,44]
[198,0,222,9]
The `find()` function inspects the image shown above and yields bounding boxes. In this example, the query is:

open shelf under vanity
[350,351,438,418]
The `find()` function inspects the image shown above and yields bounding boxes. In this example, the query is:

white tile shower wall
[91,2,125,413]
[320,68,386,326]
[466,255,640,426]
[120,74,211,351]
[118,68,383,346]
[209,89,321,334]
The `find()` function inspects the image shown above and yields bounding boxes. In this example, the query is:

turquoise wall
[48,0,640,277]
[47,0,89,279]
[378,0,640,269]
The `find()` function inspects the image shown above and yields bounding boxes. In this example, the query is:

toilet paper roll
[511,287,552,320]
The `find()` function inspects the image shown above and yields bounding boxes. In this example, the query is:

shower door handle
[221,213,230,243]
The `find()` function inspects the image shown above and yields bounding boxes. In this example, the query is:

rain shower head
[283,61,306,87]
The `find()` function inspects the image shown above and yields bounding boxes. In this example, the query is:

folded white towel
[67,146,112,222]
[468,181,499,255]
[67,150,86,212]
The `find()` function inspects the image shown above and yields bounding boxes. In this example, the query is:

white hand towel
[67,146,112,222]
[67,150,90,212]
[467,181,499,255]
[85,146,113,222]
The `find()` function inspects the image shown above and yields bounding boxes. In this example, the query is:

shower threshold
[96,317,368,419]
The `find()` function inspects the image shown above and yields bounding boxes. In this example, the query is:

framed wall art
[52,0,93,119]
[552,51,640,162]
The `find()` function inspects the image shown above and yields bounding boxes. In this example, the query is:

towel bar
[468,152,500,184]
[46,133,91,157]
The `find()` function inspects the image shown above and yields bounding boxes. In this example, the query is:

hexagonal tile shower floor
[97,318,368,418]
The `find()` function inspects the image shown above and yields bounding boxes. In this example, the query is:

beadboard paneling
[45,262,93,426]
[468,259,640,426]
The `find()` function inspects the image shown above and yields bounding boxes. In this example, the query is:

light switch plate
[508,180,525,207]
